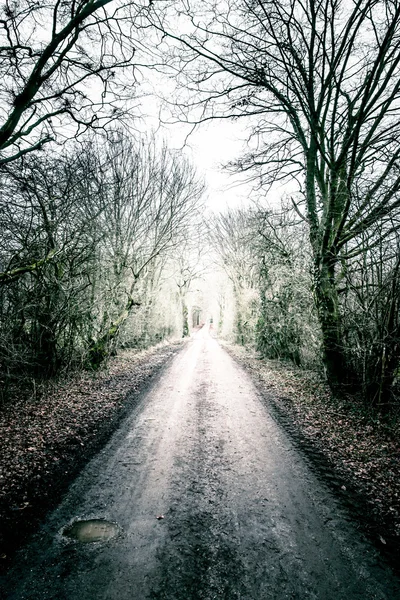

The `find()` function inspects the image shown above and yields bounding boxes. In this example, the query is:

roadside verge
[0,340,183,570]
[222,341,400,577]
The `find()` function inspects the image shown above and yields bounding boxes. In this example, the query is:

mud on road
[2,327,400,599]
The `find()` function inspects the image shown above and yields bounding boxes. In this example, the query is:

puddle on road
[63,519,119,543]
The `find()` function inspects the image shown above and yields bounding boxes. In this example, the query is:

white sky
[135,65,291,214]
[168,119,252,212]
[136,70,258,213]
[139,96,292,213]
[172,119,293,212]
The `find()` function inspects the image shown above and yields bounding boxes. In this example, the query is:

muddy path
[2,327,400,599]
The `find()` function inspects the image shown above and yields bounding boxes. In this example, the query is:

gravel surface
[1,327,399,599]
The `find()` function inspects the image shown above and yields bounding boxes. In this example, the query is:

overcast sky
[172,119,251,212]
[137,65,291,214]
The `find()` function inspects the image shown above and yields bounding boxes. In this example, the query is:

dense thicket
[0,134,204,397]
[209,206,319,366]
[210,204,400,412]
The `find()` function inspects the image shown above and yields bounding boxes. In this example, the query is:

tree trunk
[88,295,141,368]
[182,301,189,337]
[314,257,345,390]
[306,142,348,390]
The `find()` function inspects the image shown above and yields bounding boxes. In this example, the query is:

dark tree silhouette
[0,0,148,165]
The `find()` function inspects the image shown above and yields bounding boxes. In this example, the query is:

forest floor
[223,341,400,571]
[0,339,183,569]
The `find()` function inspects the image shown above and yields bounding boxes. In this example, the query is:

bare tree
[339,223,400,408]
[154,0,400,390]
[208,208,258,345]
[0,0,152,165]
[88,133,205,365]
[172,227,208,337]
[251,207,319,367]
[209,203,318,363]
[0,145,104,378]
[0,132,205,389]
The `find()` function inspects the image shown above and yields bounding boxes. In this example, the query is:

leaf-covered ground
[223,341,400,572]
[0,341,182,568]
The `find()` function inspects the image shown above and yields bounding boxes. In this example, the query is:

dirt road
[2,327,400,599]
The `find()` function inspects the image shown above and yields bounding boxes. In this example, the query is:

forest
[1,0,400,587]
[1,0,399,420]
